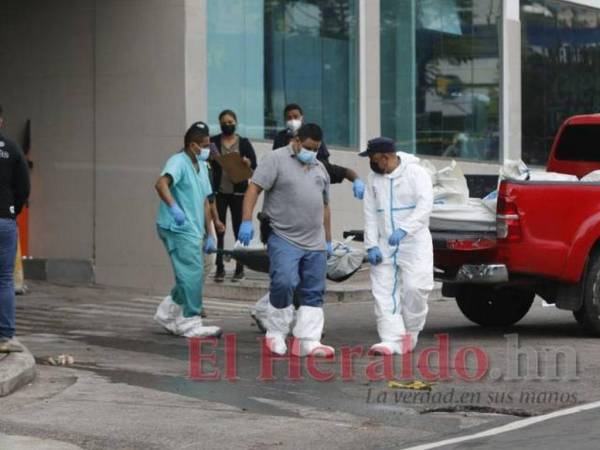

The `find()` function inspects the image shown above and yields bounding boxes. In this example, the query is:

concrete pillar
[359,0,380,149]
[93,0,189,289]
[501,0,522,163]
[184,0,207,124]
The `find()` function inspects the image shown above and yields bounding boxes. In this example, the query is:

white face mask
[286,118,302,132]
[197,147,211,161]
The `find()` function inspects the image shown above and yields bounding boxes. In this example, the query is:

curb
[0,338,36,397]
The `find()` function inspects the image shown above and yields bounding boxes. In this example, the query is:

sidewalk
[0,338,36,397]
[0,433,82,450]
[205,261,443,302]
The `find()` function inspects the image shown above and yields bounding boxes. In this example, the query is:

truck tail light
[497,197,521,241]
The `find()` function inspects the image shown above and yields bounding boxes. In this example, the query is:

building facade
[0,0,599,290]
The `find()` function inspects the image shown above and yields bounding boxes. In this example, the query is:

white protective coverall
[363,153,434,353]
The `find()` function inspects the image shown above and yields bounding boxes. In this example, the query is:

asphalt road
[1,280,600,449]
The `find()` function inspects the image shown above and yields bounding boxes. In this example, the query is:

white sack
[430,198,496,232]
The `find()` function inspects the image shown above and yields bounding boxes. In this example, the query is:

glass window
[207,0,265,140]
[207,0,359,148]
[381,0,502,162]
[521,0,600,165]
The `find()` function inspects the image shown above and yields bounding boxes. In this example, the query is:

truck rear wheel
[573,252,600,335]
[455,286,535,327]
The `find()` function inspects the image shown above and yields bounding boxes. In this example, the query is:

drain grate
[420,405,534,417]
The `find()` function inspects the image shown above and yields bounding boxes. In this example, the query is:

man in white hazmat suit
[360,137,434,355]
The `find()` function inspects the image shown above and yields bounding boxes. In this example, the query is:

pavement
[1,279,599,449]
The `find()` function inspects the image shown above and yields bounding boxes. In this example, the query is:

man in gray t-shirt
[238,124,335,358]
[253,144,329,251]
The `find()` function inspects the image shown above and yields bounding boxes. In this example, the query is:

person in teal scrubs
[153,121,222,338]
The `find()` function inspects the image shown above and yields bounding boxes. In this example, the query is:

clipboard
[215,153,253,184]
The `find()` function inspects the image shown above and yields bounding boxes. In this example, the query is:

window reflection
[207,0,359,148]
[522,0,600,165]
[381,0,501,162]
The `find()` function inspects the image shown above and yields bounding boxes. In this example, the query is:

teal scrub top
[156,151,213,237]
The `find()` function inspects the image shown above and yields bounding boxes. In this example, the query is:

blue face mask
[197,147,211,162]
[297,147,317,165]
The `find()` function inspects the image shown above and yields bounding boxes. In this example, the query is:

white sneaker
[265,332,287,355]
[291,340,335,358]
[154,295,181,333]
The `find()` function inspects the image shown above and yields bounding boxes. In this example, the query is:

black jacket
[0,133,30,219]
[210,134,257,194]
[272,129,347,184]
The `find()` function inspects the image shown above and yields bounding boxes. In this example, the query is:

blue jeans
[267,233,326,309]
[0,219,17,339]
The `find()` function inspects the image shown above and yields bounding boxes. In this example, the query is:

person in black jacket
[0,105,30,352]
[210,110,257,282]
[272,103,365,197]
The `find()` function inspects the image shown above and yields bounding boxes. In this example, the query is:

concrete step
[0,339,36,397]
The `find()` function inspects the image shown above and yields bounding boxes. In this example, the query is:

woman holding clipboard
[210,109,257,282]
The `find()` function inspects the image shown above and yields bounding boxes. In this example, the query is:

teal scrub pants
[158,226,204,318]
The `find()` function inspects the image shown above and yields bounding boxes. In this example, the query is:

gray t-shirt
[251,145,330,251]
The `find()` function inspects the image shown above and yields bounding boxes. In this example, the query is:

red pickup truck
[435,114,600,334]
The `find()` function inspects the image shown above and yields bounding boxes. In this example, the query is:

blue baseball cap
[358,137,396,157]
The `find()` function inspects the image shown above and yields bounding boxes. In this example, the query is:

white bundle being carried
[326,239,365,282]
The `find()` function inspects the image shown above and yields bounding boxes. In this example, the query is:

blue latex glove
[326,241,334,258]
[367,247,383,266]
[169,203,186,226]
[203,235,216,254]
[352,179,365,200]
[388,228,407,246]
[238,220,254,246]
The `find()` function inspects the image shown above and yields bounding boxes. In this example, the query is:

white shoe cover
[250,294,270,333]
[263,303,294,355]
[369,332,418,355]
[173,315,222,338]
[406,331,419,352]
[291,339,335,357]
[154,295,182,333]
[265,332,287,355]
[369,341,401,355]
[155,296,221,338]
[291,306,335,358]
